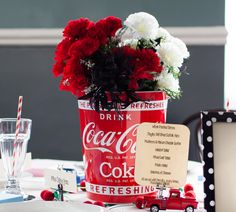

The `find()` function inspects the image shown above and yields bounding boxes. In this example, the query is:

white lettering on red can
[78,100,167,111]
[83,122,139,154]
[85,182,155,196]
[100,162,134,178]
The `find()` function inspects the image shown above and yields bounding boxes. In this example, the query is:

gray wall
[0,47,81,160]
[0,0,224,27]
[0,46,224,161]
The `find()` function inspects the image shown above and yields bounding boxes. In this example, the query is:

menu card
[135,123,190,188]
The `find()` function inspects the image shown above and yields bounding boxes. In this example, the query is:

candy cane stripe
[12,96,23,176]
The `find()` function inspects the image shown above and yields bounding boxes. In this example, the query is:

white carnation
[121,38,139,48]
[156,27,171,41]
[116,27,133,40]
[156,70,180,92]
[171,37,190,59]
[124,12,159,39]
[157,42,184,67]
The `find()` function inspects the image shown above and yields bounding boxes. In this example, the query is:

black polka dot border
[201,111,236,212]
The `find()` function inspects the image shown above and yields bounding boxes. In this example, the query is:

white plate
[0,201,105,212]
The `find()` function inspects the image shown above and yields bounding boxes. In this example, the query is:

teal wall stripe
[0,0,225,28]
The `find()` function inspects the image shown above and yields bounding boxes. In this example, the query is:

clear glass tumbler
[0,118,32,195]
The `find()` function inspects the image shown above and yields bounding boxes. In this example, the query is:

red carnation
[63,18,94,39]
[61,56,89,96]
[69,38,100,58]
[53,38,73,77]
[54,37,73,60]
[53,60,65,77]
[135,49,163,74]
[128,49,163,89]
[59,73,88,97]
[88,23,108,45]
[133,67,154,80]
[96,16,122,37]
[64,56,83,75]
[121,46,138,59]
[105,16,122,36]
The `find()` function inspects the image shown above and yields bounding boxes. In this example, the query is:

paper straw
[12,96,23,176]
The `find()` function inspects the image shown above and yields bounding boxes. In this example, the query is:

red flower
[52,60,65,77]
[59,73,88,97]
[68,38,100,58]
[105,16,122,36]
[86,16,122,45]
[111,46,162,90]
[54,38,73,60]
[96,16,122,37]
[87,24,107,45]
[64,56,83,75]
[63,18,94,39]
[135,49,163,74]
[129,49,163,89]
[121,46,138,59]
[53,38,73,77]
[60,57,88,96]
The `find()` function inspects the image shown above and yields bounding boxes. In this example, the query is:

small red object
[135,196,145,209]
[40,190,47,199]
[135,188,198,211]
[184,183,194,193]
[80,180,86,192]
[93,201,105,207]
[83,200,93,204]
[185,190,196,199]
[40,190,54,201]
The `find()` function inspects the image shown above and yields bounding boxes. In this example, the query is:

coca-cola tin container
[78,91,168,203]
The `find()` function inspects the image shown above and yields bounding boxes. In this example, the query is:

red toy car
[135,188,198,212]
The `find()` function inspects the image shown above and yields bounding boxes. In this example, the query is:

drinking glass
[0,118,32,195]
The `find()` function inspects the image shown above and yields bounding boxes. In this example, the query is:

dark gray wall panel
[0,47,81,160]
[0,0,224,28]
[0,46,224,161]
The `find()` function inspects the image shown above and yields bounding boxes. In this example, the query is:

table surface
[0,159,205,212]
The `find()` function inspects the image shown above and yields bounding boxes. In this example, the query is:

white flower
[116,27,133,40]
[156,70,180,92]
[157,42,184,67]
[171,37,190,59]
[124,12,159,39]
[121,38,139,48]
[156,27,171,41]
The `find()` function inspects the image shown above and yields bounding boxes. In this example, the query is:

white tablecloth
[1,159,204,211]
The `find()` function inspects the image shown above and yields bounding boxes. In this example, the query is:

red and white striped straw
[12,96,23,176]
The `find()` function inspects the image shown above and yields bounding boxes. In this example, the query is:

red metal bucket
[78,91,167,203]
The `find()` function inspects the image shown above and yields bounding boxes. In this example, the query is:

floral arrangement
[53,12,189,111]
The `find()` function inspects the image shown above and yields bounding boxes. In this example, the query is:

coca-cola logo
[82,122,138,154]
